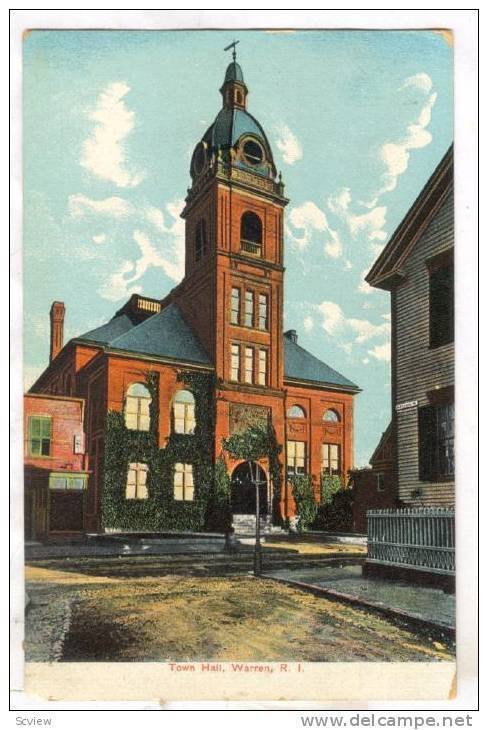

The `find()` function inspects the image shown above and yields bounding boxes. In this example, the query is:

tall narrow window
[173,390,196,434]
[231,287,240,325]
[195,219,207,261]
[428,250,454,348]
[321,444,340,475]
[174,463,194,501]
[287,440,306,476]
[28,416,52,457]
[126,463,148,500]
[245,346,254,384]
[125,383,151,431]
[258,293,268,330]
[240,212,262,256]
[418,401,455,481]
[258,349,268,386]
[231,344,240,381]
[244,290,254,327]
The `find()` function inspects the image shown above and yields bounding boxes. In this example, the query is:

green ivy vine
[101,370,286,532]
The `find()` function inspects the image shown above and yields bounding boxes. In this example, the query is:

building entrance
[230,462,268,515]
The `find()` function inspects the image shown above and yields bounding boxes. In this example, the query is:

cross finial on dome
[224,39,239,62]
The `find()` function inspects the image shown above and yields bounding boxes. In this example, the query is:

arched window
[173,390,196,434]
[324,409,341,423]
[287,405,306,419]
[195,219,207,261]
[125,383,151,431]
[240,212,262,256]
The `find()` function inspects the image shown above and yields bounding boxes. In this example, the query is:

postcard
[12,17,477,708]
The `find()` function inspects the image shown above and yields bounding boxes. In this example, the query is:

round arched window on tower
[242,139,264,166]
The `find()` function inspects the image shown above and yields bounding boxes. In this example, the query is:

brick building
[29,59,359,533]
[24,393,89,539]
[350,423,396,533]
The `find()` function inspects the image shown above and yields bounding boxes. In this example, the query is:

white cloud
[303,315,314,332]
[347,316,390,344]
[368,342,391,362]
[316,301,344,335]
[81,81,144,188]
[327,188,388,244]
[98,200,186,302]
[92,234,107,244]
[315,300,391,359]
[69,194,133,218]
[401,72,433,94]
[287,201,342,257]
[274,123,303,165]
[375,78,437,197]
[99,259,142,302]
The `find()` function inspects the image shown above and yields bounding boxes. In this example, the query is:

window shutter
[418,405,435,480]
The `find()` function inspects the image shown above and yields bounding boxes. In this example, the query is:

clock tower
[163,57,288,395]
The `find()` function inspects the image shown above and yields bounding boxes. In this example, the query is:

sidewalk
[264,563,455,635]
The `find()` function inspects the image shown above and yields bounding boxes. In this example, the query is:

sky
[23,29,453,467]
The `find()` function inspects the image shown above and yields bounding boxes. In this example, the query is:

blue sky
[23,29,453,466]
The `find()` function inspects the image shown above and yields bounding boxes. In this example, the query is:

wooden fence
[366,508,455,575]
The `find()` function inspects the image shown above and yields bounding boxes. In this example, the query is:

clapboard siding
[393,190,454,506]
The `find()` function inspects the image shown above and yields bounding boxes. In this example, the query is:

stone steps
[232,514,287,536]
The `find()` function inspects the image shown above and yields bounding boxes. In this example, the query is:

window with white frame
[244,290,254,327]
[321,443,340,475]
[173,390,196,434]
[231,287,240,325]
[245,346,254,383]
[173,463,194,501]
[258,294,268,330]
[126,462,148,500]
[287,440,306,475]
[258,349,267,386]
[231,343,240,381]
[125,383,151,431]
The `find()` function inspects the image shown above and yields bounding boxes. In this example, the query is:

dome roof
[224,61,244,83]
[202,107,271,155]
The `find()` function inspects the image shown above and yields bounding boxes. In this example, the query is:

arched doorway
[231,462,268,515]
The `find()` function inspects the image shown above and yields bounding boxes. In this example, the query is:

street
[24,542,455,664]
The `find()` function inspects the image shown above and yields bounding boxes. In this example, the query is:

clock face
[192,142,207,176]
[242,139,264,166]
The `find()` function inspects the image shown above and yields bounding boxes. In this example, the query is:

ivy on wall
[101,370,286,532]
[290,474,318,532]
[101,370,219,532]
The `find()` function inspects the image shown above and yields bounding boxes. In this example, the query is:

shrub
[290,474,317,532]
[314,474,353,532]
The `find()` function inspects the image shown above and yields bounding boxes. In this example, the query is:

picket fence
[366,508,455,575]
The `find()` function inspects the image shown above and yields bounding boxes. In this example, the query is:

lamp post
[249,460,264,576]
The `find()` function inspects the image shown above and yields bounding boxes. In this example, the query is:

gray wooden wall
[394,190,454,506]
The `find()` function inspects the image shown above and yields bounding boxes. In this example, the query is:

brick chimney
[50,301,65,362]
[284,329,298,344]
